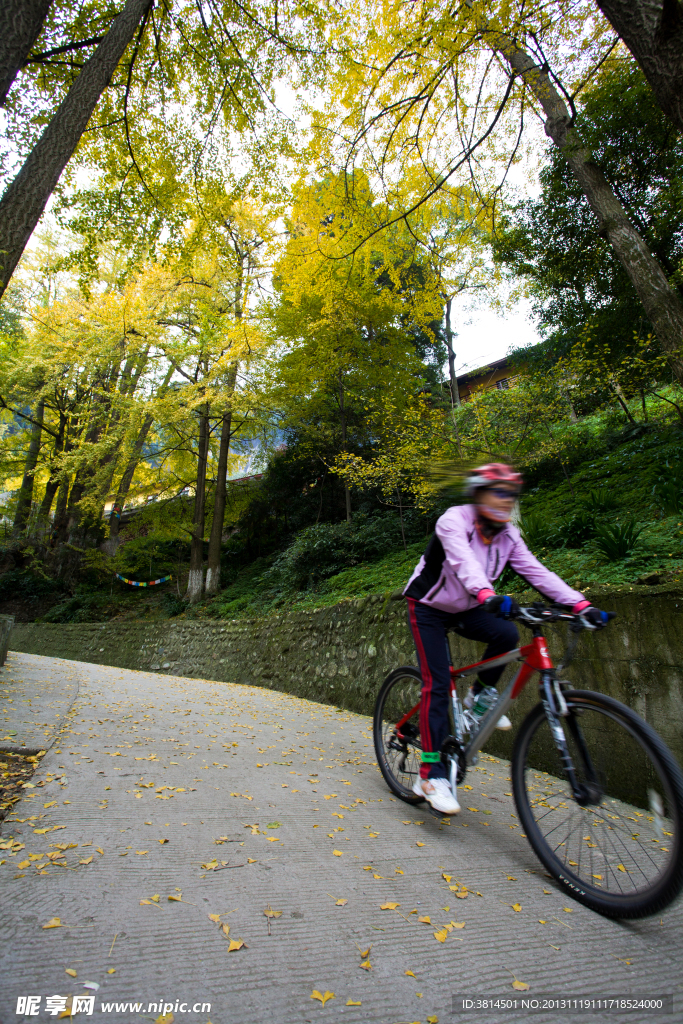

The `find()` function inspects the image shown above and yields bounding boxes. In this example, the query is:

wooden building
[456,356,518,403]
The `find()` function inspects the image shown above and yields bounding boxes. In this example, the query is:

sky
[451,299,540,376]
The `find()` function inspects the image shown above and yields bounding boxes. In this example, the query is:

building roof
[456,355,510,386]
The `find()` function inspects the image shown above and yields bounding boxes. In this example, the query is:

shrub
[561,510,596,548]
[0,569,64,603]
[41,592,109,623]
[519,512,562,551]
[582,488,619,514]
[265,513,407,591]
[161,592,185,617]
[594,519,643,561]
[653,461,683,515]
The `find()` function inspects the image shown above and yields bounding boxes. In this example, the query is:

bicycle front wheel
[373,666,424,803]
[512,689,683,918]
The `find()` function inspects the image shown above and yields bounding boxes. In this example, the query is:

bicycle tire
[373,666,424,803]
[512,689,683,919]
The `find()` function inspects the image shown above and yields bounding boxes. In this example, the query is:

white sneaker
[413,776,460,814]
[465,686,512,730]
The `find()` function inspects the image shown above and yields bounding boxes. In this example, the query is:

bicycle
[373,602,683,919]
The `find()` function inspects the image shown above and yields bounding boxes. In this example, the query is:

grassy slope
[36,416,683,624]
[196,419,683,621]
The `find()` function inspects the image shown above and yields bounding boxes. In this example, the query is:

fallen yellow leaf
[346,999,361,1006]
[405,969,416,978]
[227,938,245,951]
[136,850,148,856]
[332,850,343,857]
[433,928,448,943]
[168,895,182,902]
[208,913,221,923]
[247,858,257,863]
[79,856,93,865]
[222,924,230,937]
[507,875,517,881]
[380,902,400,910]
[418,915,431,924]
[42,917,62,929]
[372,873,384,879]
[359,960,372,971]
[17,860,29,869]
[512,979,530,991]
[107,968,116,974]
[442,873,452,882]
[511,903,522,912]
[451,921,465,929]
[151,894,160,902]
[65,969,77,978]
[96,848,104,855]
[310,990,335,1007]
[539,920,547,924]
[617,864,627,873]
[427,1017,439,1023]
[416,841,426,847]
[264,906,283,919]
[155,1015,174,1024]
[44,801,57,808]
[335,899,348,906]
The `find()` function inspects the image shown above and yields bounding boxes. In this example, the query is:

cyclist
[404,462,608,815]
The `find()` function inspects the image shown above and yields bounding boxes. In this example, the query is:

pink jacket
[404,504,584,613]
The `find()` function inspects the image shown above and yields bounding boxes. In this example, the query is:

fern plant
[594,520,643,561]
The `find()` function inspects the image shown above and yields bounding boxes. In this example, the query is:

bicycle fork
[539,673,602,805]
[449,683,467,801]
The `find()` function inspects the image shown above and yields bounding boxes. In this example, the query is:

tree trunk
[186,404,210,604]
[38,476,60,523]
[108,414,153,538]
[487,30,683,381]
[37,411,66,525]
[52,475,70,544]
[204,411,232,596]
[109,364,173,538]
[205,365,239,596]
[0,0,153,298]
[12,397,44,536]
[445,298,461,407]
[595,0,683,135]
[0,0,53,105]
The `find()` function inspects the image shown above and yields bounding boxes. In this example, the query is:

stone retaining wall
[10,587,683,764]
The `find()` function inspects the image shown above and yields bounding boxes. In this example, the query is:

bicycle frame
[394,634,557,765]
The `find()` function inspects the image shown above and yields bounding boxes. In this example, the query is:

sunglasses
[486,488,519,499]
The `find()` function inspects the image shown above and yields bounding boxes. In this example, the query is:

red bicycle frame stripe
[406,598,435,764]
[394,633,553,728]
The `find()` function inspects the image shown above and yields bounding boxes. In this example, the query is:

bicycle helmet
[464,462,522,496]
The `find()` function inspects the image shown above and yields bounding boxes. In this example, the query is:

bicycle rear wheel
[513,689,683,918]
[373,666,424,803]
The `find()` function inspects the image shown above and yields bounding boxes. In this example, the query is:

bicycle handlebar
[508,602,617,630]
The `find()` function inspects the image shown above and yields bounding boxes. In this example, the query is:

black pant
[406,599,519,779]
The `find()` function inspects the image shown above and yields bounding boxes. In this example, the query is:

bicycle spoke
[518,696,680,907]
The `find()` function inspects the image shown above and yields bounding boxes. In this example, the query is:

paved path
[0,652,681,1024]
